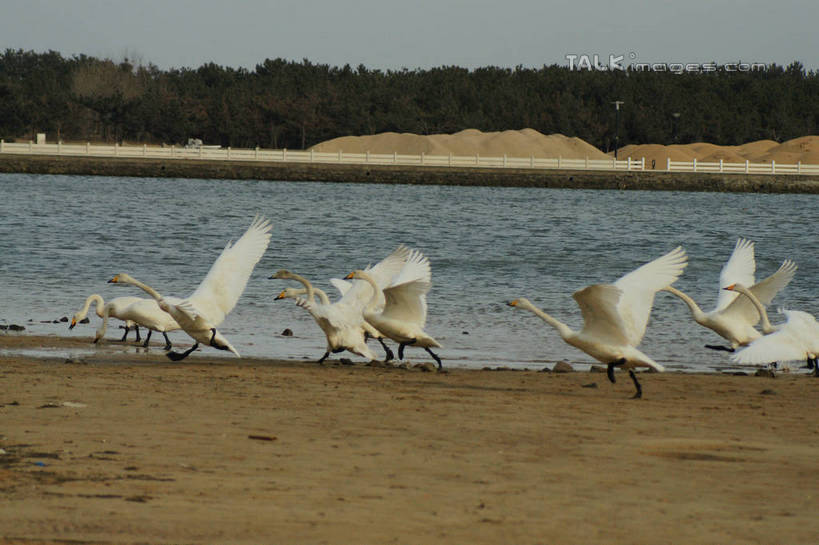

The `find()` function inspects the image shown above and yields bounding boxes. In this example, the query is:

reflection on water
[1,173,817,371]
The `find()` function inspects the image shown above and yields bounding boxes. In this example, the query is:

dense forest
[0,49,816,151]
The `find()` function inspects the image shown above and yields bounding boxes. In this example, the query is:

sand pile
[310,128,610,160]
[619,136,819,166]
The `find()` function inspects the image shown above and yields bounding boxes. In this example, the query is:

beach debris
[37,403,61,409]
[552,361,574,373]
[62,401,87,408]
[64,358,88,365]
[340,358,354,365]
[0,324,25,331]
[589,365,607,373]
[582,382,598,388]
[760,389,777,395]
[281,328,294,336]
[248,434,277,441]
[415,362,438,372]
[539,366,552,372]
[755,369,776,378]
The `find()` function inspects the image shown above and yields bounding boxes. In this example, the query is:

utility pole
[612,101,624,159]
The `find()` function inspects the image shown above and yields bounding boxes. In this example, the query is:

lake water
[1,172,817,372]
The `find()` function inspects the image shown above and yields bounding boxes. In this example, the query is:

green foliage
[0,50,816,149]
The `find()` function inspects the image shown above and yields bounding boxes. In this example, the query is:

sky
[1,0,817,72]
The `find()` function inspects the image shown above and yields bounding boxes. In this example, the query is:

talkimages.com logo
[565,53,767,73]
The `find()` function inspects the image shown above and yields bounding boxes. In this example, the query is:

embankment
[1,153,818,193]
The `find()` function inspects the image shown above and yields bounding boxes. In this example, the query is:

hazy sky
[2,0,817,71]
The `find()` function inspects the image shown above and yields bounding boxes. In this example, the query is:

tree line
[0,49,816,151]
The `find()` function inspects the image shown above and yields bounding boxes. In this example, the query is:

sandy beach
[1,334,817,544]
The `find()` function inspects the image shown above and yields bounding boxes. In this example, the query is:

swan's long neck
[313,288,330,305]
[287,273,316,304]
[79,294,106,320]
[121,275,163,302]
[521,301,574,340]
[356,271,382,315]
[663,286,707,321]
[733,284,775,334]
[95,304,111,341]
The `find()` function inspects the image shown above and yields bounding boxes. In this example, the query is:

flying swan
[345,246,443,370]
[662,238,797,352]
[508,246,688,398]
[724,283,818,374]
[271,246,410,363]
[108,216,272,360]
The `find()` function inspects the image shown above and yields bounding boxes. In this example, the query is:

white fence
[1,140,817,176]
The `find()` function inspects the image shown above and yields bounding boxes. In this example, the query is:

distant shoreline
[2,153,818,194]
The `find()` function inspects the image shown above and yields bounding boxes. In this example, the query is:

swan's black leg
[134,326,141,343]
[425,347,443,370]
[628,370,643,399]
[162,332,172,351]
[167,342,199,361]
[704,344,735,353]
[317,352,330,364]
[606,358,626,384]
[142,329,153,348]
[120,326,129,342]
[379,338,394,362]
[398,339,417,360]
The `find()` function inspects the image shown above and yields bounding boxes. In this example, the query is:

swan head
[345,270,365,281]
[271,269,294,280]
[108,273,135,285]
[507,298,533,310]
[723,283,750,293]
[274,287,306,301]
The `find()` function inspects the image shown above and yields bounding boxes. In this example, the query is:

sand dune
[311,129,819,166]
[310,129,611,160]
[620,136,819,167]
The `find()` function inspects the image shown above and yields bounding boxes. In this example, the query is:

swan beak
[69,318,77,329]
[723,284,736,291]
[274,290,286,300]
[108,275,119,284]
[344,272,355,280]
[507,300,519,307]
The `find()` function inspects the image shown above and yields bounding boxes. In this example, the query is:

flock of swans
[69,217,818,398]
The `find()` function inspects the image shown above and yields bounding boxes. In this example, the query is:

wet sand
[1,334,817,544]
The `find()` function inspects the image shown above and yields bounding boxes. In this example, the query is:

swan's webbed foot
[142,329,153,348]
[425,347,443,370]
[629,370,643,399]
[162,332,172,351]
[704,344,735,353]
[606,358,626,384]
[380,339,395,362]
[167,342,199,361]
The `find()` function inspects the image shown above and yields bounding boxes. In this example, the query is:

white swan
[508,246,688,398]
[725,284,818,374]
[273,285,395,362]
[109,216,272,360]
[345,247,443,369]
[271,246,409,363]
[70,294,145,343]
[662,238,797,352]
[94,298,181,350]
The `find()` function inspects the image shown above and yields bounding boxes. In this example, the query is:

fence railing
[1,140,817,175]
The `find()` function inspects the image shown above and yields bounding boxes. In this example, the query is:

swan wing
[188,216,272,325]
[381,280,430,326]
[338,245,416,308]
[732,309,817,364]
[329,278,352,297]
[614,246,688,344]
[716,238,756,310]
[573,284,630,345]
[721,260,797,324]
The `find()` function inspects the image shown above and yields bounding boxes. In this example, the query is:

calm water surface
[1,173,817,372]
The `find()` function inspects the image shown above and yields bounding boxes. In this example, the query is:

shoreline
[2,153,819,193]
[1,333,818,544]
